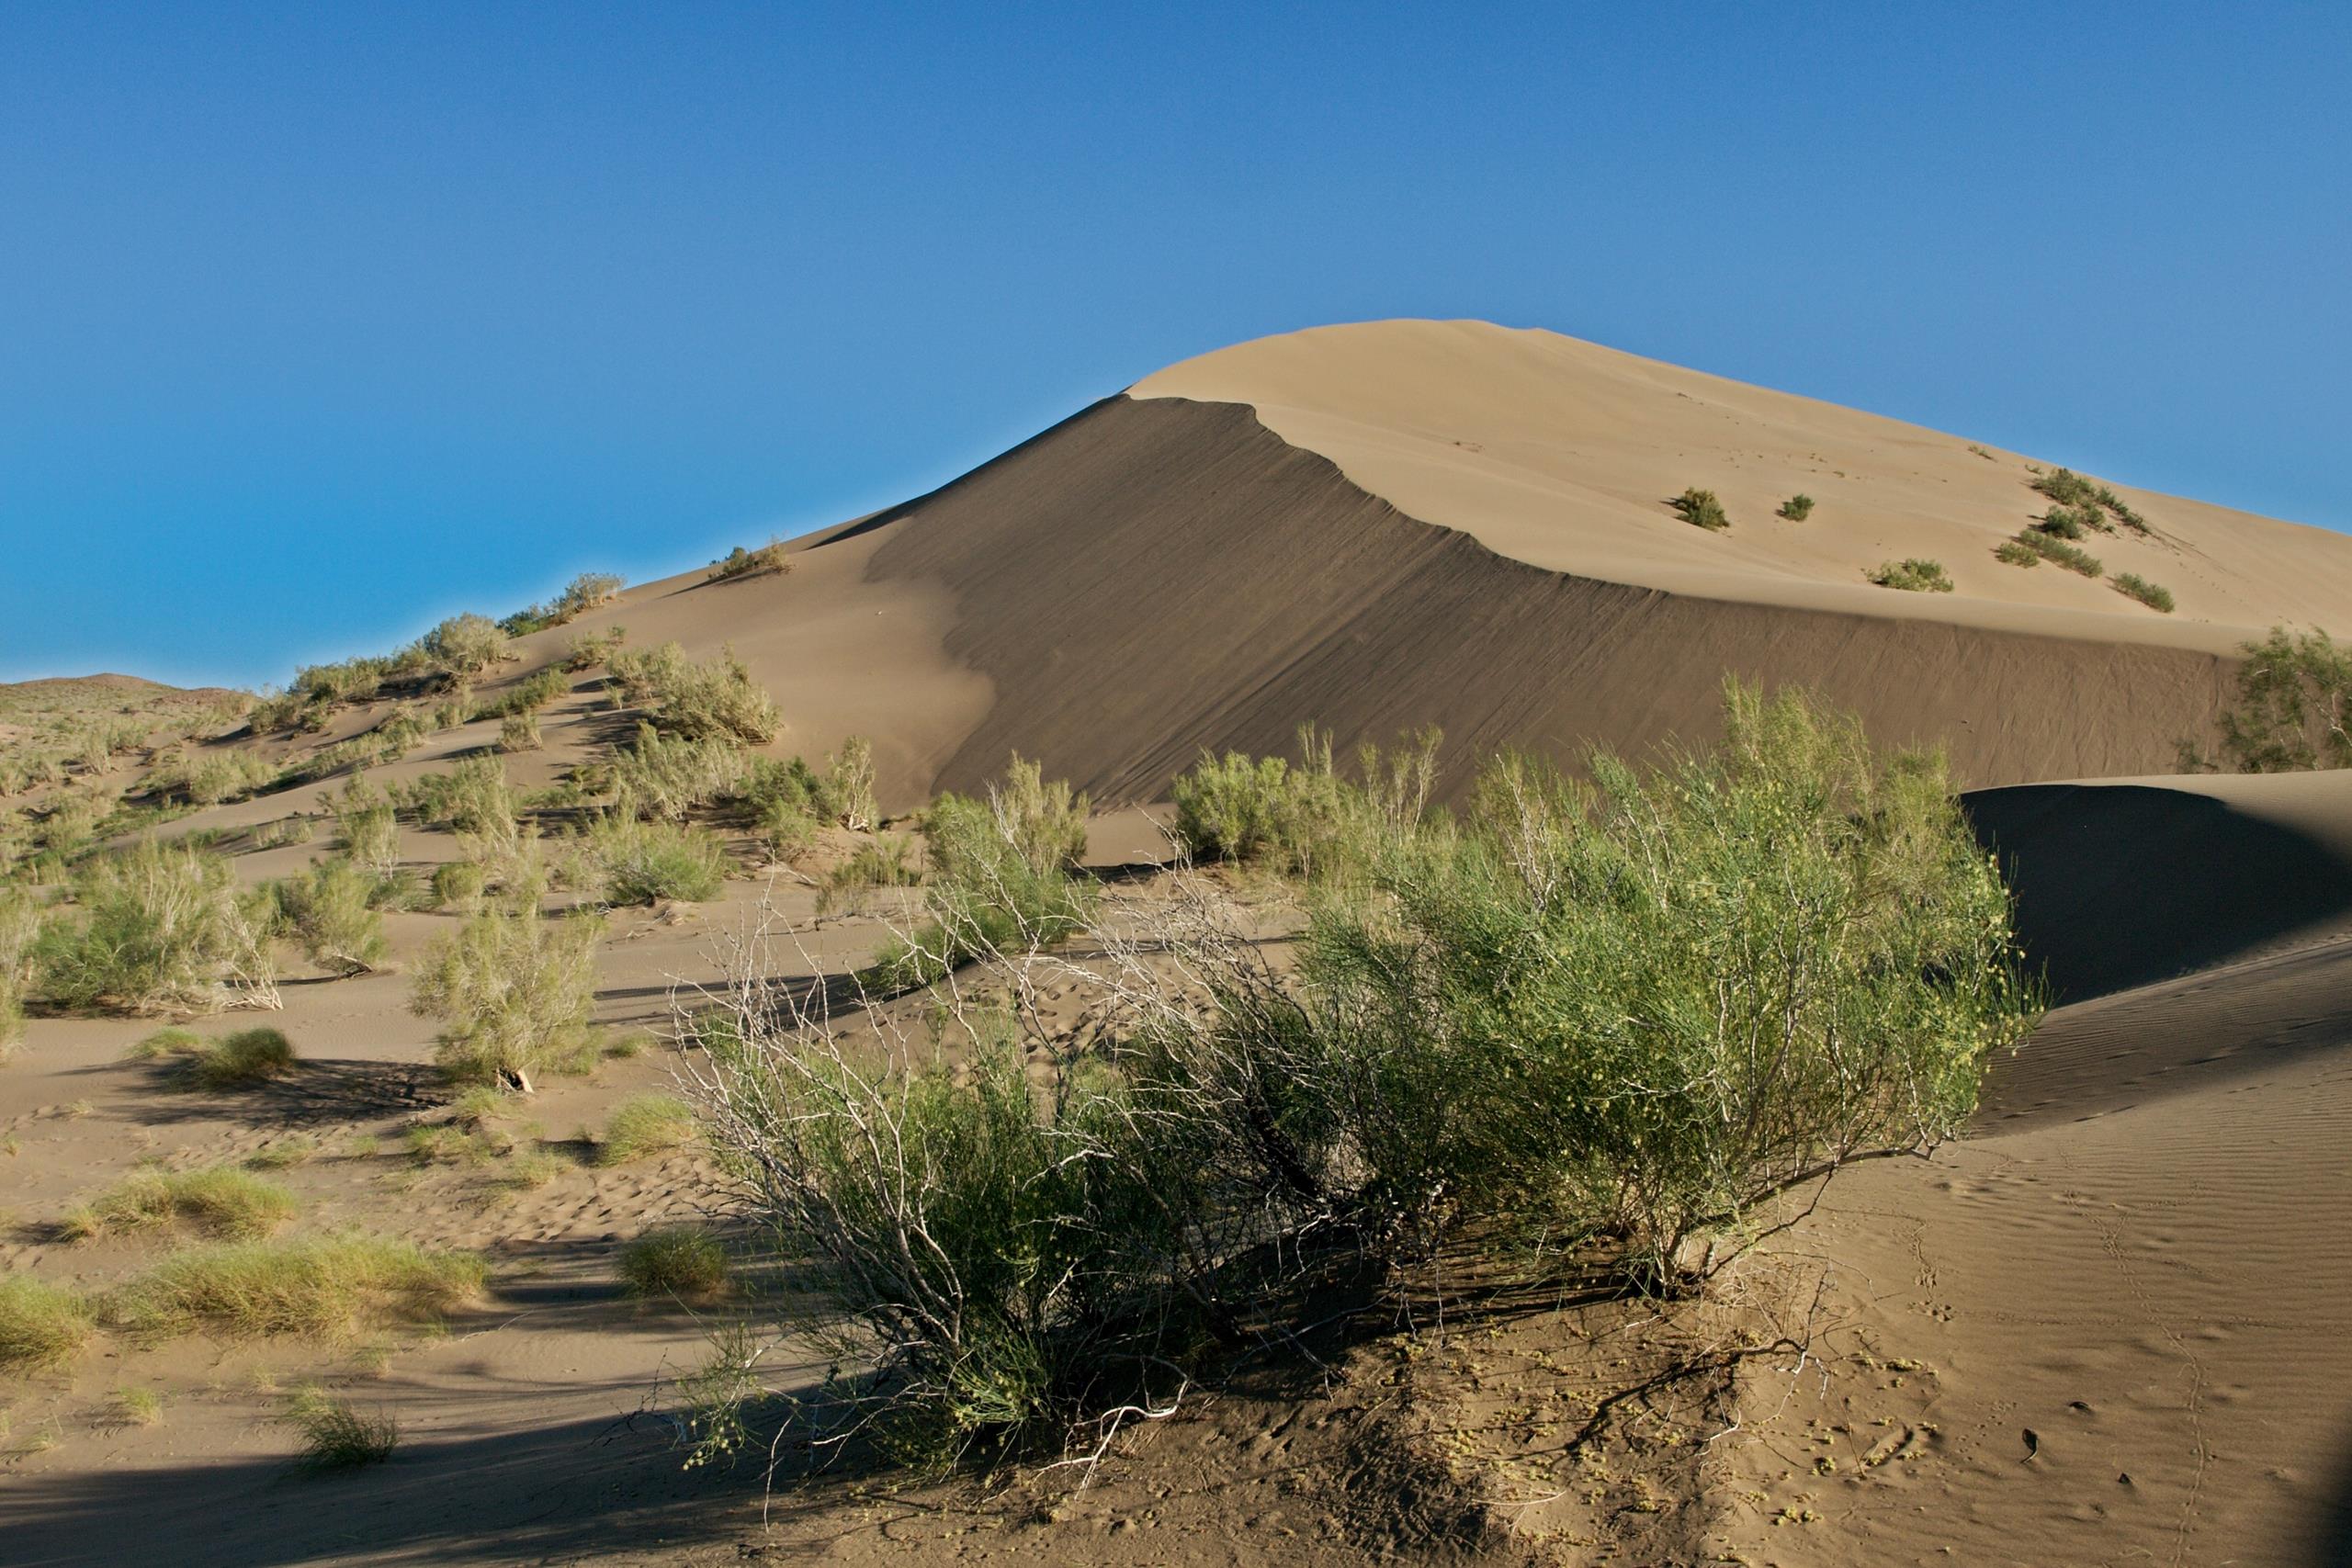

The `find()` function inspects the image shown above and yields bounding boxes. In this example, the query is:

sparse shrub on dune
[421,614,511,676]
[0,1276,94,1371]
[600,1094,697,1165]
[1867,558,1955,592]
[1994,538,2041,568]
[2037,503,2105,540]
[2111,572,2175,613]
[708,539,790,581]
[130,1025,298,1089]
[473,667,568,725]
[410,904,603,1089]
[65,1166,297,1242]
[605,641,687,709]
[575,814,729,905]
[1777,493,1815,521]
[1171,726,1437,882]
[498,711,542,753]
[820,736,877,831]
[404,756,514,837]
[31,839,280,1014]
[282,1385,400,1470]
[274,858,390,976]
[2195,626,2352,773]
[620,1225,729,1300]
[2007,528,2103,577]
[0,884,40,1047]
[334,782,401,876]
[612,722,748,822]
[500,572,626,637]
[107,1236,486,1343]
[818,837,922,915]
[560,626,628,672]
[430,860,489,912]
[1672,487,1729,530]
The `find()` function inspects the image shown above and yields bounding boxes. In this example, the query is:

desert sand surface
[6,321,2352,1566]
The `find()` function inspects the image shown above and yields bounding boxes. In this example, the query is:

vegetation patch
[130,1026,297,1089]
[0,1276,94,1371]
[31,839,279,1014]
[2004,528,2103,577]
[108,1236,486,1342]
[66,1166,297,1242]
[411,906,603,1089]
[575,815,729,904]
[282,1385,401,1469]
[708,539,790,581]
[620,1226,729,1301]
[1867,558,1954,593]
[2111,572,2175,613]
[1777,493,1815,521]
[600,1094,697,1165]
[2192,626,2352,773]
[1671,487,1729,530]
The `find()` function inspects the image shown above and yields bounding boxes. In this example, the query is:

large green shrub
[575,815,729,904]
[421,614,510,675]
[1672,488,1729,530]
[410,905,604,1089]
[2203,626,2352,773]
[274,857,390,976]
[605,642,778,744]
[1867,558,1955,592]
[32,839,279,1014]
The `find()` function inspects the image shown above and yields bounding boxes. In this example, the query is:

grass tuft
[107,1236,487,1343]
[66,1166,297,1242]
[620,1226,729,1301]
[283,1385,399,1469]
[1867,558,1955,593]
[0,1276,94,1371]
[130,1026,297,1090]
[599,1095,697,1165]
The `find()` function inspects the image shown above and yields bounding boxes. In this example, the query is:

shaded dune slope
[823,393,2235,803]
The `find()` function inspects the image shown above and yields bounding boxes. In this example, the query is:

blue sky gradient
[4,3,2346,686]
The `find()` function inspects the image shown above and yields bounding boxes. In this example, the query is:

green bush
[31,839,279,1014]
[1672,488,1729,530]
[1171,726,1437,881]
[130,1025,298,1089]
[1777,493,1815,521]
[66,1166,297,1241]
[406,757,514,837]
[275,858,389,976]
[620,1225,729,1300]
[410,905,604,1089]
[0,1276,93,1371]
[2037,503,2105,540]
[576,815,729,904]
[473,667,567,723]
[2110,572,2175,613]
[2203,626,2352,773]
[1994,538,2041,568]
[708,539,790,581]
[431,860,489,911]
[611,722,748,822]
[2006,528,2103,577]
[691,683,2038,1463]
[1867,558,1955,592]
[561,626,628,672]
[421,614,510,675]
[500,572,625,637]
[0,884,40,1047]
[497,712,542,753]
[334,783,401,875]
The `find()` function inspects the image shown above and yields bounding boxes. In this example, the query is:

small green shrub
[2037,503,2105,540]
[612,723,747,822]
[644,648,780,745]
[620,1225,729,1300]
[430,860,489,911]
[498,712,542,753]
[410,906,604,1089]
[66,1166,297,1241]
[275,859,389,976]
[1994,539,2041,568]
[1777,493,1815,521]
[334,784,401,875]
[405,757,514,837]
[130,1026,298,1089]
[0,884,40,1049]
[561,626,628,672]
[2111,573,2175,613]
[109,1236,486,1341]
[282,1385,400,1469]
[1672,488,1729,530]
[1867,558,1955,593]
[576,815,729,904]
[2006,528,2103,577]
[0,1276,93,1371]
[2203,626,2352,773]
[818,837,922,913]
[600,1094,697,1165]
[708,539,790,581]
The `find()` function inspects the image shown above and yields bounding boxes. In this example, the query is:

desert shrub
[708,539,790,581]
[560,626,628,672]
[421,614,510,675]
[65,1166,296,1242]
[818,837,922,916]
[2204,626,2352,773]
[498,712,542,753]
[864,761,1098,991]
[1777,493,1815,521]
[620,1225,729,1300]
[2037,503,2105,540]
[2030,467,2099,508]
[283,1386,400,1470]
[1994,538,2041,568]
[334,783,401,875]
[1672,488,1729,530]
[474,667,567,724]
[600,1094,697,1164]
[166,749,278,806]
[431,860,489,911]
[0,1276,93,1371]
[130,1025,297,1089]
[0,884,40,1047]
[820,737,877,830]
[605,641,687,708]
[274,859,389,976]
[2111,572,2175,613]
[406,757,513,837]
[659,651,778,745]
[249,816,316,851]
[2030,468,2149,534]
[576,815,729,904]
[1867,558,1955,592]
[2007,528,2103,577]
[501,572,625,637]
[410,905,604,1089]
[1170,724,1439,882]
[612,722,747,821]
[687,683,2037,1463]
[31,839,279,1014]
[108,1236,486,1342]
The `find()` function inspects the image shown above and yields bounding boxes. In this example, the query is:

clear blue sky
[4,3,2346,687]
